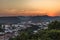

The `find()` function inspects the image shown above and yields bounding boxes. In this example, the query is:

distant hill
[0,16,20,24]
[18,16,60,22]
[0,16,60,24]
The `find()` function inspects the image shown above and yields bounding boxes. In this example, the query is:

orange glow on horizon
[0,9,60,16]
[47,13,56,16]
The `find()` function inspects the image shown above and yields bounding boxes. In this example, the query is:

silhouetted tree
[48,21,60,30]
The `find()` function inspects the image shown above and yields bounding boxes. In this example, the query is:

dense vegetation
[9,21,60,40]
[48,21,60,30]
[0,25,4,32]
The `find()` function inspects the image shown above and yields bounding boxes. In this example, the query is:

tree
[48,21,60,30]
[0,24,4,32]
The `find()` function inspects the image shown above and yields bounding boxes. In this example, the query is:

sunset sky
[0,0,60,16]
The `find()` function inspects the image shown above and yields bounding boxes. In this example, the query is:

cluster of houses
[0,21,49,34]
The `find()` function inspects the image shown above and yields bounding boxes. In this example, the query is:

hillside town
[0,21,50,40]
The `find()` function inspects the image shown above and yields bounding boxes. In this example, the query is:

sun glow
[0,0,60,16]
